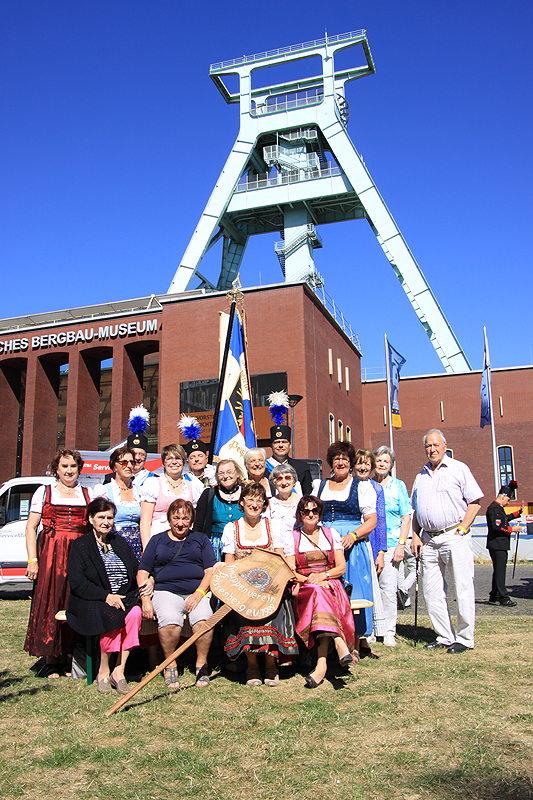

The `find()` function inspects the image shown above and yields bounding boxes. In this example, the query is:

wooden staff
[105,604,231,717]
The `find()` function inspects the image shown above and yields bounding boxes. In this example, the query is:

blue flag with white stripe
[213,310,256,470]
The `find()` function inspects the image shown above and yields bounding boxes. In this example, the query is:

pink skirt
[294,578,355,652]
[100,606,142,653]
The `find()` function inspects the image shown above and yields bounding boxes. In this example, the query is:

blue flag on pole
[480,331,491,428]
[213,309,256,470]
[388,341,406,428]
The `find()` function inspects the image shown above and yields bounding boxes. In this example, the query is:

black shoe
[447,642,472,654]
[424,641,448,650]
[397,589,408,610]
[487,599,499,605]
[499,598,517,607]
[305,673,323,689]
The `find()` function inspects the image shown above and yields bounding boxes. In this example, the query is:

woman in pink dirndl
[284,495,355,688]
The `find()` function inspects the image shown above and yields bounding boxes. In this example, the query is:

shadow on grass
[396,622,435,645]
[415,768,533,800]
[0,670,53,703]
[508,576,533,600]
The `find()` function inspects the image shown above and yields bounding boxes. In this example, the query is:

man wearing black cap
[486,482,524,607]
[127,432,155,487]
[183,439,216,488]
[266,424,313,496]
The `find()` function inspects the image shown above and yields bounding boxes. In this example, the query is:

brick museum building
[0,279,531,511]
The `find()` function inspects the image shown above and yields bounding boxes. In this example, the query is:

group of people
[23,419,519,693]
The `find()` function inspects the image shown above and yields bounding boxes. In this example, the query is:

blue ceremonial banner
[388,340,406,429]
[213,309,256,469]
[480,333,491,429]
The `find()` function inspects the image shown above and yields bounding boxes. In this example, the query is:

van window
[5,485,42,523]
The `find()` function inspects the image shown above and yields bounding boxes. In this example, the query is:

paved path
[394,564,533,644]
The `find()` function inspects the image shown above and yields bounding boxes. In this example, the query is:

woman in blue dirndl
[313,441,377,649]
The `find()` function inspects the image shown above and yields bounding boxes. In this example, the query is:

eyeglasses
[333,456,350,463]
[243,498,262,505]
[218,471,236,479]
[117,460,134,467]
[165,457,183,464]
[301,508,319,517]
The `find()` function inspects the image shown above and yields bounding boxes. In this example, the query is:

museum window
[328,413,335,445]
[337,419,343,441]
[498,445,515,494]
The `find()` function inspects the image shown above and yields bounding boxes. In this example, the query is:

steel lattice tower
[167,31,470,373]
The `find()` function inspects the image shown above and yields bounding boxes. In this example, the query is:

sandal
[164,667,180,690]
[352,651,361,665]
[195,666,210,687]
[264,669,279,687]
[246,667,262,687]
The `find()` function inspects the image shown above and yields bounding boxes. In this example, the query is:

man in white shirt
[411,429,483,653]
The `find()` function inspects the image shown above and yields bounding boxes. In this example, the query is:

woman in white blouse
[268,463,300,535]
[221,482,298,687]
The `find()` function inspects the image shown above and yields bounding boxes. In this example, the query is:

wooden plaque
[210,550,295,620]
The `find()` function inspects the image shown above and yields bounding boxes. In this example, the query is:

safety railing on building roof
[210,30,366,71]
[235,164,342,193]
[361,367,386,382]
[306,278,361,350]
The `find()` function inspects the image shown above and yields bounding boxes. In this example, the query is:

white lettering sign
[0,320,158,355]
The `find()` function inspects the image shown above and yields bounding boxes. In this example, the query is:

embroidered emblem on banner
[241,568,270,590]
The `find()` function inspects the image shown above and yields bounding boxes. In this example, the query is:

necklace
[219,484,239,502]
[59,483,76,496]
[115,480,132,492]
[167,478,183,490]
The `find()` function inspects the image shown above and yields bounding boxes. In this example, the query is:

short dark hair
[239,482,269,513]
[295,495,325,524]
[87,496,116,524]
[50,449,84,478]
[109,446,135,471]
[326,441,356,470]
[167,498,195,525]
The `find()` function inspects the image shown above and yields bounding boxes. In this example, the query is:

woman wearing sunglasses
[284,495,355,688]
[94,447,142,560]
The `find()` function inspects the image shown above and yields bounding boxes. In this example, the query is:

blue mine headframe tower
[167,30,471,373]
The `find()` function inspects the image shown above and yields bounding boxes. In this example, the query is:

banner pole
[208,300,236,463]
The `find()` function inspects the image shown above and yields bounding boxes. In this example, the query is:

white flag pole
[484,326,499,494]
[384,333,395,476]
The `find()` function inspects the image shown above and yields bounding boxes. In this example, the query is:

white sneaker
[383,634,396,647]
[366,634,377,644]
[405,598,411,607]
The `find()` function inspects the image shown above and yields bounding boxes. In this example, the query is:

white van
[0,448,162,586]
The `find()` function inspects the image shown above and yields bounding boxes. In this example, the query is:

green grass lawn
[1,597,533,800]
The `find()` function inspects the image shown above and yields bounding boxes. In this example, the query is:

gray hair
[423,428,447,448]
[244,447,267,468]
[215,458,245,482]
[269,463,298,487]
[373,445,396,467]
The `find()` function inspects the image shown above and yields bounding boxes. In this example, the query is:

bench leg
[86,635,97,685]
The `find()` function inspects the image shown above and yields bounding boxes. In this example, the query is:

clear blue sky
[1,1,532,377]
